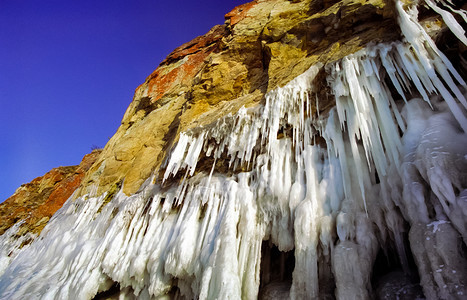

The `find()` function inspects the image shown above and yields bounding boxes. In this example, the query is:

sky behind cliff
[0,0,248,201]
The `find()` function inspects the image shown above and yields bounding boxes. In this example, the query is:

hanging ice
[0,1,466,299]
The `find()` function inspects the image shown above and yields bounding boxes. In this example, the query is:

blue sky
[0,0,247,201]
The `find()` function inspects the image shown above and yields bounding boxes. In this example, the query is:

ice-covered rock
[1,0,466,299]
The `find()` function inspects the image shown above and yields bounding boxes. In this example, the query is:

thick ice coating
[0,1,466,299]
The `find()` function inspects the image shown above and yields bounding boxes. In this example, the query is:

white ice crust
[0,1,466,299]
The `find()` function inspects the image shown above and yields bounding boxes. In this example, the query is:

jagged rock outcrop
[0,150,101,237]
[79,0,402,196]
[1,0,466,299]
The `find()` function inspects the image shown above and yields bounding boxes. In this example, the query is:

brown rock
[0,150,101,237]
[224,1,258,26]
[78,0,402,197]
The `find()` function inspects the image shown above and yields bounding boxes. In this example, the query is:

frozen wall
[0,1,466,299]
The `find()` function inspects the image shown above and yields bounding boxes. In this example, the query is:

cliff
[0,150,101,237]
[1,0,467,299]
[78,0,402,197]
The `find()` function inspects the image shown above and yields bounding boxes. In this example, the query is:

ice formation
[1,1,466,299]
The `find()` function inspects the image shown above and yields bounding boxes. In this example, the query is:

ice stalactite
[1,1,467,299]
[424,0,467,45]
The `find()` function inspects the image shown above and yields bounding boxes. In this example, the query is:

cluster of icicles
[1,1,466,299]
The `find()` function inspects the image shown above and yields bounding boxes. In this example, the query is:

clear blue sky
[0,0,247,201]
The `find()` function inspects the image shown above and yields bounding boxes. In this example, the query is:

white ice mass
[1,1,466,299]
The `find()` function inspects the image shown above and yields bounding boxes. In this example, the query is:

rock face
[0,150,101,237]
[1,0,467,299]
[79,0,401,197]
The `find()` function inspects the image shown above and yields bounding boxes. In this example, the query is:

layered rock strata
[1,0,467,299]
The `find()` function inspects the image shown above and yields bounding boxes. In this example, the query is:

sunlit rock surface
[79,0,402,196]
[0,150,101,237]
[1,0,466,299]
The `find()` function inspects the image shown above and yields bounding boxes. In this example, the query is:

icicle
[396,0,467,131]
[2,2,467,299]
[163,133,190,182]
[425,0,467,45]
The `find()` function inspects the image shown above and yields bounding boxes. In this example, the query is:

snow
[0,1,466,299]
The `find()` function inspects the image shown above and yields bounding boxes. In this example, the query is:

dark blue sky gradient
[0,0,247,201]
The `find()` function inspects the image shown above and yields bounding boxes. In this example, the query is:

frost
[1,1,467,299]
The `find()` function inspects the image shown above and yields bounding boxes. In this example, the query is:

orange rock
[147,51,207,102]
[0,150,101,237]
[78,0,405,198]
[145,25,227,102]
[160,25,227,65]
[225,1,258,26]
